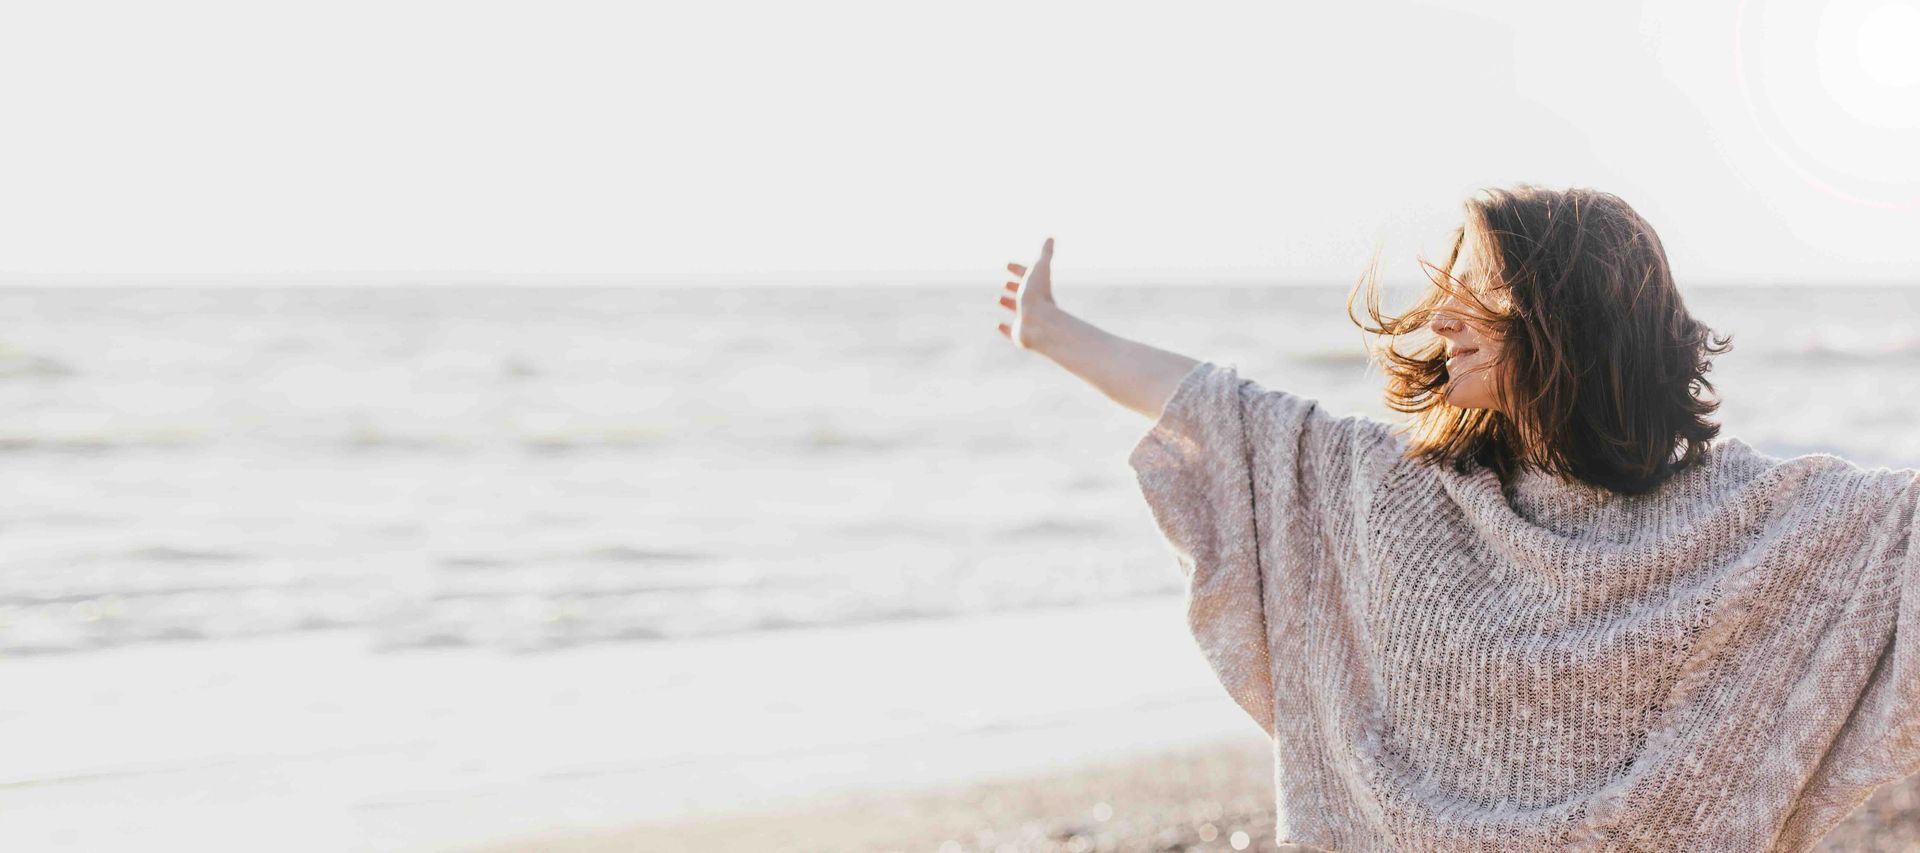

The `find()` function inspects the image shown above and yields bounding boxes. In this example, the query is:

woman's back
[1131,359,1920,851]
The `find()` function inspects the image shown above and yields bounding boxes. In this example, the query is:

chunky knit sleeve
[1793,472,1920,818]
[1127,360,1395,739]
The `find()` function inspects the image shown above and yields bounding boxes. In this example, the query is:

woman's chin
[1445,387,1486,410]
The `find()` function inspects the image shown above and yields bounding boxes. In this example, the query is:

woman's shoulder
[1596,435,1920,530]
[1711,435,1920,488]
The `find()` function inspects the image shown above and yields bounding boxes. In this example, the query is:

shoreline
[13,594,1920,851]
[471,730,1299,853]
[0,596,1261,851]
[478,733,1920,853]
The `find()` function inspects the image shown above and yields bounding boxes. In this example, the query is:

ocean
[3,282,1919,659]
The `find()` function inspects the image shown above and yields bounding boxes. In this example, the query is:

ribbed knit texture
[1128,360,1920,851]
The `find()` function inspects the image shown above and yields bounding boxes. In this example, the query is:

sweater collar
[1500,441,1755,538]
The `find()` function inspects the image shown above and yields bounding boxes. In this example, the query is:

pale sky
[0,0,1916,285]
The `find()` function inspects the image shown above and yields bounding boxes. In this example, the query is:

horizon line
[0,270,1913,288]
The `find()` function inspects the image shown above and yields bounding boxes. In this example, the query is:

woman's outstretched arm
[995,237,1200,419]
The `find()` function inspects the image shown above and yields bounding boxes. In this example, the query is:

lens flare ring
[1732,0,1920,210]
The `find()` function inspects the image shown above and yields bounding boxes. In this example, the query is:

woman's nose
[1429,309,1462,335]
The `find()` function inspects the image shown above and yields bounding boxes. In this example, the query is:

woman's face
[1430,239,1505,411]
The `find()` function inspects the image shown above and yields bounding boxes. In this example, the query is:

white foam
[0,595,1259,852]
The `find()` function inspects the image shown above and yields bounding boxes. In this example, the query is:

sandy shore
[478,731,1920,853]
[472,729,1298,852]
[0,596,1263,851]
[14,595,1920,852]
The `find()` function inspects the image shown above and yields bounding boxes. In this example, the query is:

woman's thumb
[1040,236,1055,264]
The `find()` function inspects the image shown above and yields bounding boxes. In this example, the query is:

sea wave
[0,584,1182,658]
[1767,331,1920,364]
[580,545,710,563]
[1292,349,1375,367]
[0,350,76,379]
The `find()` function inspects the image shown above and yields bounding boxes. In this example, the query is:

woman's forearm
[1027,307,1201,421]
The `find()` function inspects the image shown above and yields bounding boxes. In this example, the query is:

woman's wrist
[1026,305,1198,420]
[1023,303,1079,357]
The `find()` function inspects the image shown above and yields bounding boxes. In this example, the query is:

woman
[993,185,1920,851]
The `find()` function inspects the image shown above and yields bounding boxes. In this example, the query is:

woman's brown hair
[1346,184,1734,496]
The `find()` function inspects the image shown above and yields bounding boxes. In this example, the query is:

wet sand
[0,597,1261,851]
[477,731,1920,853]
[472,728,1297,852]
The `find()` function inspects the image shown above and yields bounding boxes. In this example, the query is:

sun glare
[1857,2,1920,87]
[1814,0,1920,129]
[1738,0,1920,208]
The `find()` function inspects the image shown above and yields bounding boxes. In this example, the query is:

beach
[481,732,1920,853]
[484,743,1920,853]
[21,592,1920,853]
[477,730,1288,852]
[0,596,1270,851]
[10,284,1920,850]
[11,0,1920,842]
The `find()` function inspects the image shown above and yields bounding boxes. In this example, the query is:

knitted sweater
[1127,360,1920,851]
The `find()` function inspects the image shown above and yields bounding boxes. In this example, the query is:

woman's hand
[995,237,1063,352]
[990,235,1198,418]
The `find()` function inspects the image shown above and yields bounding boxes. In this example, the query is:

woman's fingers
[999,239,1054,345]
